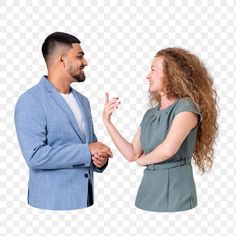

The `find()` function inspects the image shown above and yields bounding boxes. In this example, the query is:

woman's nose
[146,72,151,80]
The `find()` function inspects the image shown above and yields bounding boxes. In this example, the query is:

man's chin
[72,75,86,83]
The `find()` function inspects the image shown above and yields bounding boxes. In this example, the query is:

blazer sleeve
[14,93,92,170]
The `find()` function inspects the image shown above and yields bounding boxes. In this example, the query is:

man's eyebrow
[77,51,84,55]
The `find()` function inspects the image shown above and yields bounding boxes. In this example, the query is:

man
[14,32,112,210]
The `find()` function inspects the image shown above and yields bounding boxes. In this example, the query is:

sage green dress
[135,98,202,212]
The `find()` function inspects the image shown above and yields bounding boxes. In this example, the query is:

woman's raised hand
[103,92,121,123]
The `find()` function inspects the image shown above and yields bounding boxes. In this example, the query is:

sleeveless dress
[135,98,202,212]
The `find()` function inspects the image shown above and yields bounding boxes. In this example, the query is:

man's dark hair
[42,32,81,64]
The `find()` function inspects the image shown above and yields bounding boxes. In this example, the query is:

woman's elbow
[124,153,137,162]
[126,156,136,162]
[123,149,137,162]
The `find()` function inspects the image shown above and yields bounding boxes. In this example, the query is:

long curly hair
[149,47,219,174]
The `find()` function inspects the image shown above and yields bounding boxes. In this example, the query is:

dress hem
[135,202,197,213]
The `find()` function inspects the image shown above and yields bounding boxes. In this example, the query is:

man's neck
[47,72,72,94]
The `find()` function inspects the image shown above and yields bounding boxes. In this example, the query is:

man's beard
[72,71,86,82]
[67,63,86,82]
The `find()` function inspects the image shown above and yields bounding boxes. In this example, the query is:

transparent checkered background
[0,0,235,235]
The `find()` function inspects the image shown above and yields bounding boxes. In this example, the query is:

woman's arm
[103,93,143,162]
[136,111,198,166]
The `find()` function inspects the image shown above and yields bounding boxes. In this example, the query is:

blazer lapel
[71,89,90,143]
[40,76,86,143]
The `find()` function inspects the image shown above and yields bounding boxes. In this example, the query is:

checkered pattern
[0,0,235,235]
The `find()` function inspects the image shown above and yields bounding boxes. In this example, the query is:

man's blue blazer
[14,76,108,210]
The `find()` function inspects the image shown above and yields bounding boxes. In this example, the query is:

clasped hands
[89,142,113,168]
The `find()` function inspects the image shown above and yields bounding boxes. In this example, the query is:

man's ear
[58,55,65,67]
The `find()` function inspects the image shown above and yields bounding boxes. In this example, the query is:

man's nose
[83,58,88,66]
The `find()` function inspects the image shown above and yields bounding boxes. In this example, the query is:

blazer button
[84,173,88,178]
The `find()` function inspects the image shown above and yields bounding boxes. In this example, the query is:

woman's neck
[159,97,178,110]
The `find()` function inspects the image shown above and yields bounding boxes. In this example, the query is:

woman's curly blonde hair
[149,47,219,174]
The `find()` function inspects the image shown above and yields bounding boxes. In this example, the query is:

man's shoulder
[16,79,45,105]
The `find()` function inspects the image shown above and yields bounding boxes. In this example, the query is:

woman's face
[146,56,165,93]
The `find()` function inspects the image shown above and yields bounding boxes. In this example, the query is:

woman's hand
[135,154,146,166]
[103,92,121,123]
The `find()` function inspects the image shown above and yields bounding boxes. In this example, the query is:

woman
[102,47,218,212]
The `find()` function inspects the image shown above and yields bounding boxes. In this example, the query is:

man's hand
[89,142,112,156]
[92,152,112,168]
[89,142,113,168]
